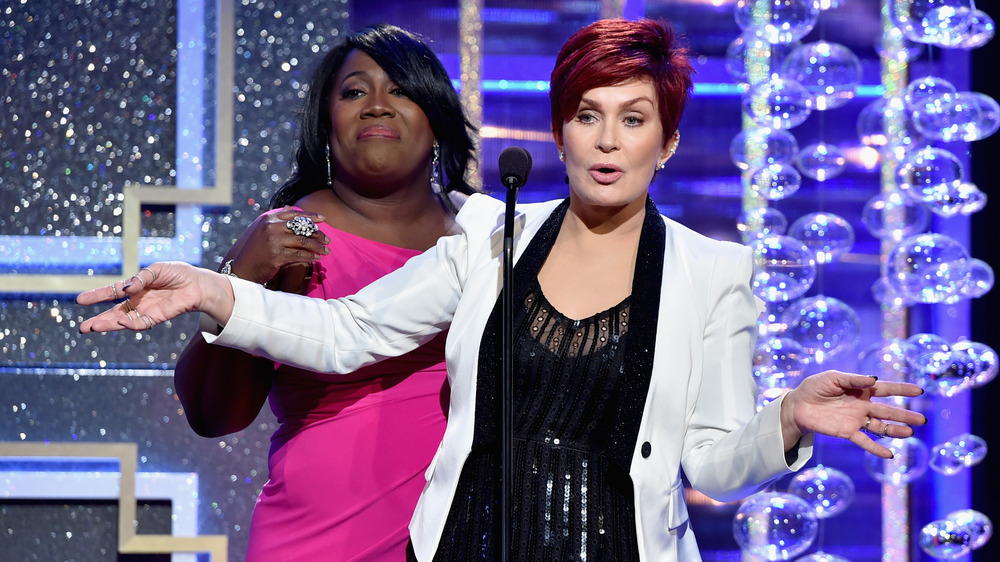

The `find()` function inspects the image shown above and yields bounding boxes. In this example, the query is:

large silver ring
[287,216,318,237]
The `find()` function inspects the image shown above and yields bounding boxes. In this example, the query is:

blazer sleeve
[680,243,812,501]
[204,213,475,376]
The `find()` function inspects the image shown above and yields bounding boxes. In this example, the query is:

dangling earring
[430,142,443,194]
[325,142,333,187]
[558,150,565,162]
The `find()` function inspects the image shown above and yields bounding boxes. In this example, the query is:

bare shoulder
[293,189,340,214]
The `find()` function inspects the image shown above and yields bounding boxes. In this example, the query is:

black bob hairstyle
[272,23,478,208]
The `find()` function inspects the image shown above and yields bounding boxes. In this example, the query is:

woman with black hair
[171,24,476,561]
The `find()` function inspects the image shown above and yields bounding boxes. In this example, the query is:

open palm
[77,262,213,333]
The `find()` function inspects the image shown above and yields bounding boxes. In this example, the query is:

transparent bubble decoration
[904,332,952,372]
[783,295,861,363]
[919,2,983,47]
[750,235,817,302]
[905,332,975,397]
[858,338,911,383]
[743,77,814,130]
[863,437,929,485]
[861,191,929,242]
[734,0,820,44]
[912,90,982,142]
[753,336,808,389]
[781,41,862,110]
[788,212,854,263]
[956,91,1000,141]
[796,553,851,562]
[786,464,855,518]
[952,258,994,301]
[857,97,925,159]
[732,492,818,561]
[872,276,911,308]
[951,340,999,388]
[726,32,803,85]
[739,206,789,242]
[886,232,971,304]
[930,433,988,475]
[750,163,803,200]
[877,26,926,63]
[731,127,800,171]
[894,146,965,205]
[954,9,996,49]
[889,0,977,45]
[946,509,993,550]
[904,76,958,113]
[919,519,972,560]
[796,143,847,181]
[757,387,790,412]
[959,182,989,215]
[926,182,988,218]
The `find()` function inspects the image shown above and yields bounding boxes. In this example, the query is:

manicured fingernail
[122,283,132,291]
[870,376,878,381]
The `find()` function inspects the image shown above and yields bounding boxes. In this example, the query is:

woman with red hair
[78,19,925,561]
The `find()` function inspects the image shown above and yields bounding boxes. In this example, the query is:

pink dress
[245,220,449,561]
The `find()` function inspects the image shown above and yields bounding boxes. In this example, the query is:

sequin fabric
[428,198,667,561]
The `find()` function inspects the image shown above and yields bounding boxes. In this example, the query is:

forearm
[175,332,273,437]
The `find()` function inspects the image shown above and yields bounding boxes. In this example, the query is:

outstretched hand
[77,262,233,333]
[781,371,927,459]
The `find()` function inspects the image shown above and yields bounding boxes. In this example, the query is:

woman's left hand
[780,370,927,459]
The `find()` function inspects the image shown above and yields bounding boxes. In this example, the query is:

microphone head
[498,146,532,190]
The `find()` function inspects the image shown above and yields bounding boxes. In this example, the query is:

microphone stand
[500,176,517,562]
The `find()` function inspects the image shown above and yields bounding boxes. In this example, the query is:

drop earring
[558,150,565,162]
[326,142,333,187]
[430,142,443,194]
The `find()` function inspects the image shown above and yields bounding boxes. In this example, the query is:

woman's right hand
[224,208,330,285]
[77,262,233,333]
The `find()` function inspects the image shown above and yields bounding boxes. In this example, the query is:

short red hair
[549,18,694,144]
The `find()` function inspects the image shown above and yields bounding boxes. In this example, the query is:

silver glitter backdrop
[2,1,350,559]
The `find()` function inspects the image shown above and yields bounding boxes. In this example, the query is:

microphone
[498,146,532,191]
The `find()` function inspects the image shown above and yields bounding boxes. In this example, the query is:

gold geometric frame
[0,1,235,294]
[0,441,227,560]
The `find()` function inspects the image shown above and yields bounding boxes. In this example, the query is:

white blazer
[209,193,813,561]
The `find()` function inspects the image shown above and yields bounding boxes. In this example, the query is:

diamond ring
[286,216,318,237]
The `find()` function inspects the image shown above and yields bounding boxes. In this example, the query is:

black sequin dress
[421,198,665,561]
